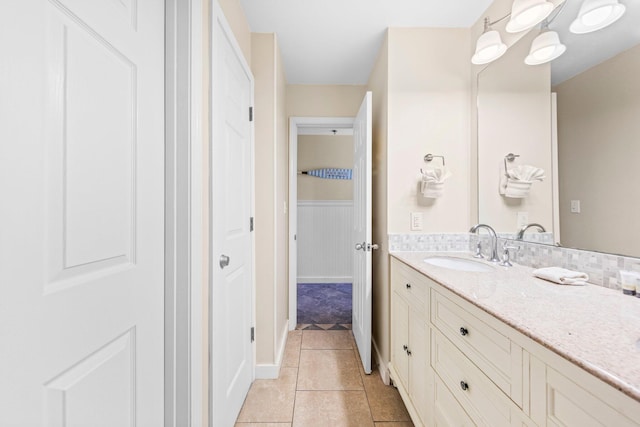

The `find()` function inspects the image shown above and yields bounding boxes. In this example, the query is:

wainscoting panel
[297,200,353,283]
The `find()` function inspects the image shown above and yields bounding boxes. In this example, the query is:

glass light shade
[569,0,626,34]
[506,0,555,33]
[524,31,566,65]
[471,30,508,64]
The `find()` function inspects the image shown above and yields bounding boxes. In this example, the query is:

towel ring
[504,153,520,177]
[424,154,445,166]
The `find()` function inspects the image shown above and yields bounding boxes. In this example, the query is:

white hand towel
[421,167,451,198]
[500,165,545,197]
[533,267,589,285]
[504,179,533,198]
[422,167,451,184]
[507,165,545,182]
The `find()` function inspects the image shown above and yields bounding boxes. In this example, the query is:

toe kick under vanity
[389,252,640,427]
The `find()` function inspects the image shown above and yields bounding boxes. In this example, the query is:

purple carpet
[297,283,352,326]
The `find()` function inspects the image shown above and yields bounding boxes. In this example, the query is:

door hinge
[250,217,254,232]
[249,106,254,122]
[251,326,255,342]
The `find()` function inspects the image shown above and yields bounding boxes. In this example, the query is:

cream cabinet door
[408,307,431,426]
[530,362,640,427]
[392,293,410,388]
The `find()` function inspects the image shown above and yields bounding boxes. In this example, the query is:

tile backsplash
[389,232,640,291]
[388,233,470,252]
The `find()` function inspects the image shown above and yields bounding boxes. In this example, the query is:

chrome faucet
[516,223,546,240]
[469,224,500,263]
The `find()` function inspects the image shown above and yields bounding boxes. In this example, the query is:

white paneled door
[352,92,374,374]
[0,1,165,426]
[211,4,254,426]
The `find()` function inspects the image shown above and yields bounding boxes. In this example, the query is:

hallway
[235,330,414,426]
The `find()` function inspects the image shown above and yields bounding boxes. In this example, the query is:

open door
[210,2,255,425]
[352,91,374,374]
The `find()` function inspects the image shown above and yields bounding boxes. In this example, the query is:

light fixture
[472,18,508,65]
[525,30,566,65]
[569,0,626,34]
[505,0,555,33]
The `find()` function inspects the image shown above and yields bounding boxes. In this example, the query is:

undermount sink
[423,256,494,273]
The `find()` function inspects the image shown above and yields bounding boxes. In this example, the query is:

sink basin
[423,256,494,272]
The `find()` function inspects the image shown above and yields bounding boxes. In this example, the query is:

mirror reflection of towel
[499,165,545,198]
[507,165,545,182]
[421,167,451,198]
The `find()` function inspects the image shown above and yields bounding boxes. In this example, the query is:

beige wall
[251,32,289,367]
[275,35,289,358]
[368,27,473,374]
[367,32,390,372]
[555,43,640,256]
[476,30,553,233]
[298,135,354,200]
[387,28,472,234]
[287,85,367,117]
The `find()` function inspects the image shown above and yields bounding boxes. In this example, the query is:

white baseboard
[372,338,390,385]
[297,277,353,284]
[255,322,290,379]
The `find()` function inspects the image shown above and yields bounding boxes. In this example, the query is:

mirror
[477,0,640,257]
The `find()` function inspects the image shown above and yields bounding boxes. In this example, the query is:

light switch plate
[410,212,423,231]
[570,200,581,213]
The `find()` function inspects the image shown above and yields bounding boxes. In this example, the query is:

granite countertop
[391,251,640,403]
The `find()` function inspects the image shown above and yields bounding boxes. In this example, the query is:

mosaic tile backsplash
[389,233,640,292]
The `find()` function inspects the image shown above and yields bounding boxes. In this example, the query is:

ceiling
[239,0,493,85]
[239,0,640,86]
[549,0,640,85]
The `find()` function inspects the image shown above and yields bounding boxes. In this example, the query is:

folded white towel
[421,167,451,198]
[533,267,589,285]
[507,165,545,182]
[504,179,532,198]
[421,181,444,198]
[499,165,545,197]
[422,167,451,184]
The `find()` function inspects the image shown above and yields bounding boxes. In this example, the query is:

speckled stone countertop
[391,251,640,403]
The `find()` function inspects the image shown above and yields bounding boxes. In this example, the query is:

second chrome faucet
[469,223,501,263]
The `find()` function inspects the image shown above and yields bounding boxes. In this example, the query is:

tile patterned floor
[235,330,414,427]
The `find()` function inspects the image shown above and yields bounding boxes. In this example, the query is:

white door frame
[165,0,205,425]
[288,117,355,330]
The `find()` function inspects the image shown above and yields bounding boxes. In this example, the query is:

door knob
[219,254,230,269]
[367,243,379,251]
[355,242,365,251]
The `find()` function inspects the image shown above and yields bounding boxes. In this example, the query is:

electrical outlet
[410,212,423,231]
[517,211,529,228]
[570,200,581,213]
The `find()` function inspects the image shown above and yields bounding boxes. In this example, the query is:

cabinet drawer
[431,290,523,406]
[434,374,476,427]
[391,259,428,310]
[432,329,517,427]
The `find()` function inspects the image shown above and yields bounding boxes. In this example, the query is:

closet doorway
[288,117,355,331]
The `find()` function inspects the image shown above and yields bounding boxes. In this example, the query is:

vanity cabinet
[389,256,640,427]
[390,259,432,427]
[431,289,524,407]
[529,353,640,427]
